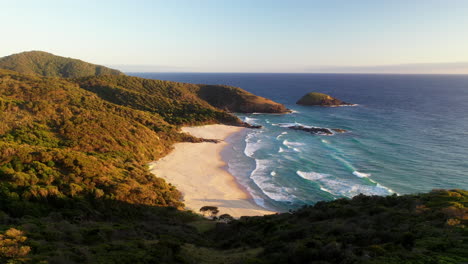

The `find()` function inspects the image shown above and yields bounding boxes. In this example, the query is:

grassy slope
[0,51,123,78]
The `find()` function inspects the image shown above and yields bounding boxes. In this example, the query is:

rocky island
[287,125,348,135]
[296,92,353,106]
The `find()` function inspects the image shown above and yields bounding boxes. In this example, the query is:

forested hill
[0,51,290,114]
[0,51,123,78]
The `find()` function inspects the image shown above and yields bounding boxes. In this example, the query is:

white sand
[149,124,275,218]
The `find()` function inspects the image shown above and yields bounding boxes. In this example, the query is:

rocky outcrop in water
[296,92,353,106]
[287,125,347,135]
[243,123,263,129]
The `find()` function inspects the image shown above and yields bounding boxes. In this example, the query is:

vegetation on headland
[0,52,466,263]
[193,84,291,113]
[76,75,242,125]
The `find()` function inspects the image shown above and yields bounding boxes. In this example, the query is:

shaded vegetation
[210,189,468,264]
[0,51,123,78]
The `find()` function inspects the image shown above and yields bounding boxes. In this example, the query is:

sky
[2,0,468,73]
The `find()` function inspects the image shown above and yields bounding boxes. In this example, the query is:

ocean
[132,73,468,211]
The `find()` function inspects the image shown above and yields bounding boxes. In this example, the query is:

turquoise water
[133,73,468,211]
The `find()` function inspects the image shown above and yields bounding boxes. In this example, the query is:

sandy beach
[149,124,275,218]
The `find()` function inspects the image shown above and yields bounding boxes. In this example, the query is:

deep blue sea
[132,73,468,211]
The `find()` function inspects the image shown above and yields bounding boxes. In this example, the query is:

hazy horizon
[113,62,468,74]
[3,0,468,74]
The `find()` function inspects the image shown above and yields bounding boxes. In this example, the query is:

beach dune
[149,124,275,218]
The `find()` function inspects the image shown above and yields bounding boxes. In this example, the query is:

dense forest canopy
[0,52,466,263]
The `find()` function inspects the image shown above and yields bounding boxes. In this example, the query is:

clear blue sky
[2,0,468,73]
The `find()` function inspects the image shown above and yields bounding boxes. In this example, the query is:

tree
[218,214,234,223]
[199,206,219,218]
[0,228,31,263]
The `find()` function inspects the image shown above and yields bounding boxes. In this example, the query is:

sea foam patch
[297,171,393,197]
[250,159,297,202]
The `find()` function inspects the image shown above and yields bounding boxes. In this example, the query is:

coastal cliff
[194,84,290,113]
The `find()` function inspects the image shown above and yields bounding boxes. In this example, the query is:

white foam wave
[244,117,258,123]
[244,131,263,157]
[276,122,301,128]
[297,171,329,180]
[297,170,394,197]
[276,132,288,140]
[353,171,371,178]
[226,158,267,209]
[250,159,297,202]
[278,147,285,153]
[319,186,334,194]
[331,155,372,179]
[270,171,277,176]
[376,183,397,194]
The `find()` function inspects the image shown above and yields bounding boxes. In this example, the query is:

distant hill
[0,51,123,78]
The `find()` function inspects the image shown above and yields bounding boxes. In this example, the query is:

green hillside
[76,75,242,125]
[0,69,188,209]
[0,51,123,78]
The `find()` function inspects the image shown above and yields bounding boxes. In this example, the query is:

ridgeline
[0,52,466,264]
[0,51,123,78]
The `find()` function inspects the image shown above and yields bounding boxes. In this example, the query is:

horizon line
[124,71,468,76]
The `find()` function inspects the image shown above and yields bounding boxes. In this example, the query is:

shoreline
[149,124,275,218]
